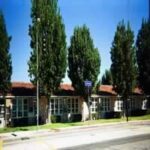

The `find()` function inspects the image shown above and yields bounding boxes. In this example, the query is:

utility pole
[36,17,40,129]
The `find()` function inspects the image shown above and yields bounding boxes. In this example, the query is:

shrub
[130,109,147,116]
[146,109,150,114]
[100,111,121,119]
[72,114,82,122]
[92,113,98,120]
[51,115,61,123]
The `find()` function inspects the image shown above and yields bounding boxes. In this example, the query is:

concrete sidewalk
[0,120,150,145]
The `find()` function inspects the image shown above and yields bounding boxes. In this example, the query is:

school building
[0,82,149,127]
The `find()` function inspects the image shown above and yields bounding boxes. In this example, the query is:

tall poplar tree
[68,25,100,120]
[110,21,137,121]
[28,0,67,96]
[0,11,12,95]
[68,25,100,95]
[136,20,150,95]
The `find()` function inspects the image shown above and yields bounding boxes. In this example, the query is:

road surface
[62,134,150,150]
[3,121,150,150]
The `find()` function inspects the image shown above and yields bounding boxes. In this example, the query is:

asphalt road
[61,134,150,150]
[3,121,150,150]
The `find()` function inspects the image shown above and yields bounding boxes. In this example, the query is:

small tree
[110,21,137,121]
[101,69,112,85]
[0,11,12,95]
[68,25,101,120]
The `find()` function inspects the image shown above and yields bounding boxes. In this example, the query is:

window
[71,99,75,113]
[0,105,4,114]
[12,99,17,118]
[67,99,71,112]
[142,99,147,110]
[49,97,80,115]
[91,98,98,113]
[18,100,23,117]
[59,99,63,114]
[130,99,135,110]
[116,97,123,111]
[101,97,110,112]
[24,99,28,117]
[67,98,79,114]
[50,99,54,115]
[75,99,79,113]
[12,97,36,118]
[130,96,143,110]
[0,105,4,118]
[29,100,34,113]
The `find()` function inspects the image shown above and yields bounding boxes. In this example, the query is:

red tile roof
[12,82,74,91]
[10,82,36,96]
[12,82,34,89]
[99,85,116,95]
[10,82,143,95]
[134,87,143,95]
[60,84,74,91]
[99,85,143,95]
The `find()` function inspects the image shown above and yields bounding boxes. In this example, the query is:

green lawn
[0,114,150,134]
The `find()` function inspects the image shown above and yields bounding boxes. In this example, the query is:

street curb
[55,120,150,131]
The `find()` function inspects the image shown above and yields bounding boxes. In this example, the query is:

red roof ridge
[60,83,74,91]
[99,85,116,95]
[10,82,143,95]
[12,82,34,89]
[134,87,143,94]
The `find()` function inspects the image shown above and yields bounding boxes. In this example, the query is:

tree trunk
[88,101,92,120]
[123,97,129,122]
[4,96,7,127]
[82,100,89,121]
[48,95,51,123]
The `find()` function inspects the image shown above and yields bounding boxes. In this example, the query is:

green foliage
[0,11,12,95]
[68,25,101,96]
[136,20,150,95]
[110,21,137,97]
[51,115,57,123]
[101,69,112,85]
[93,80,101,94]
[28,0,67,95]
